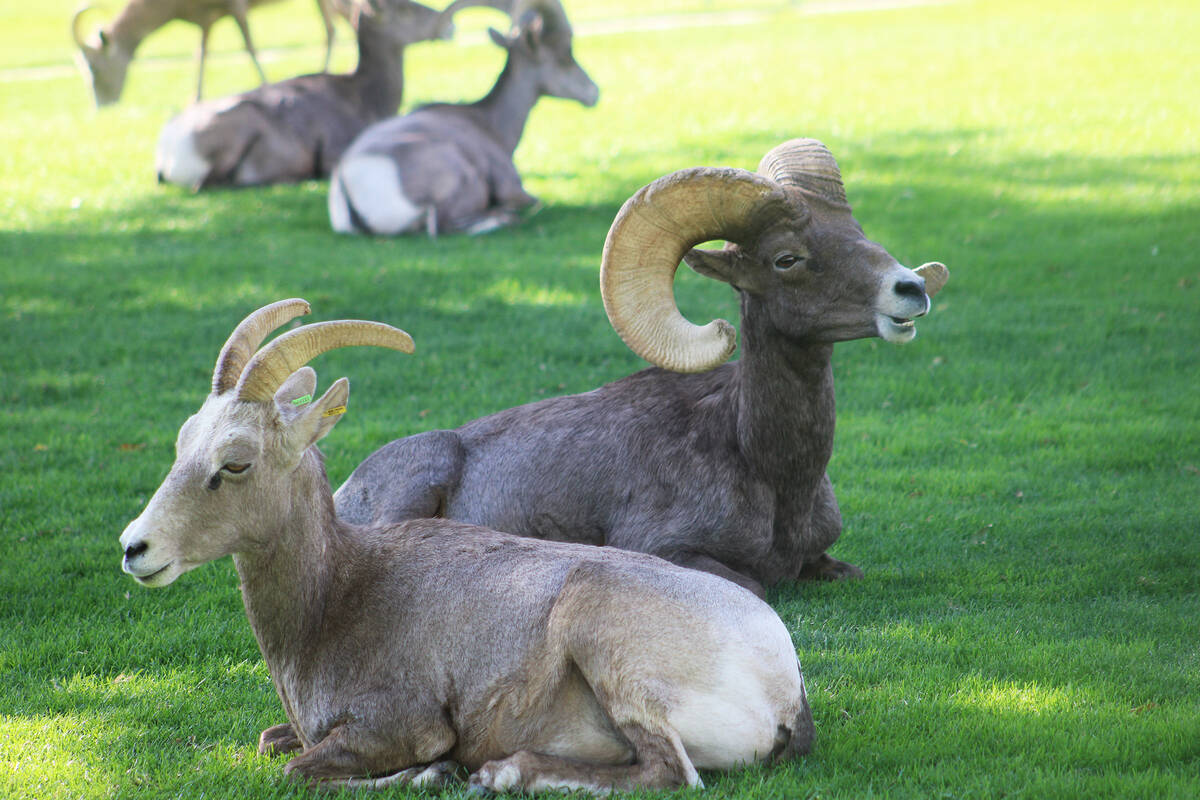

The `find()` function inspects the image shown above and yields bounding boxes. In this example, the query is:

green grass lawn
[2,0,1198,797]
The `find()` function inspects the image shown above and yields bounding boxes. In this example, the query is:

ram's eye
[774,254,804,271]
[222,462,250,474]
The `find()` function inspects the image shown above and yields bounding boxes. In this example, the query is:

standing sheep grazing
[334,139,949,597]
[118,299,814,793]
[72,0,339,107]
[328,0,598,236]
[155,0,475,190]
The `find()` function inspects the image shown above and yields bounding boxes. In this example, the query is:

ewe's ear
[274,367,318,415]
[287,377,350,453]
[684,247,741,284]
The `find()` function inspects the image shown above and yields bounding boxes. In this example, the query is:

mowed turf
[1,0,1198,797]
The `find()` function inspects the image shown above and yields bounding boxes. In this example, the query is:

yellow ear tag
[321,405,347,418]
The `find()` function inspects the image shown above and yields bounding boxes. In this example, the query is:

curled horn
[757,138,848,206]
[600,167,785,373]
[235,320,415,404]
[72,5,101,49]
[212,298,311,395]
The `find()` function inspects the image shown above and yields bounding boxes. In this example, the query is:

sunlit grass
[3,0,1200,798]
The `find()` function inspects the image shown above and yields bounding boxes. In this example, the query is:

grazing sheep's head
[488,0,599,107]
[120,300,413,587]
[600,139,948,372]
[72,6,131,107]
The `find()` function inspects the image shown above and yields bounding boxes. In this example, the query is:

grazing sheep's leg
[470,723,700,795]
[672,552,765,598]
[195,25,212,102]
[316,0,337,72]
[258,722,302,756]
[230,1,270,85]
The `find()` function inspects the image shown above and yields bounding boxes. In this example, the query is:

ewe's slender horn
[213,299,311,395]
[600,167,784,373]
[235,320,415,404]
[757,138,848,206]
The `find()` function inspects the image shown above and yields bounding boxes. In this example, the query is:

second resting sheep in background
[328,0,598,236]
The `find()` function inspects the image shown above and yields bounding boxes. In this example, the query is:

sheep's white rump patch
[330,155,421,235]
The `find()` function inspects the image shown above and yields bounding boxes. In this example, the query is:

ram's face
[733,198,935,345]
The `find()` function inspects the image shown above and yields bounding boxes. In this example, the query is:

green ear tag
[291,394,313,406]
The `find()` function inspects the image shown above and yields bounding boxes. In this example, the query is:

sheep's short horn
[600,167,784,373]
[213,298,311,395]
[235,320,415,404]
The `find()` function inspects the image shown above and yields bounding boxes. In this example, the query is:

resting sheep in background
[118,299,814,793]
[155,0,484,190]
[335,139,949,597]
[72,0,339,107]
[328,0,598,236]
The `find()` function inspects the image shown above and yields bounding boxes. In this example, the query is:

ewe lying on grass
[336,139,949,596]
[329,0,598,236]
[119,299,813,793]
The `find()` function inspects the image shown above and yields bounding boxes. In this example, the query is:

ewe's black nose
[894,278,926,300]
[124,541,148,560]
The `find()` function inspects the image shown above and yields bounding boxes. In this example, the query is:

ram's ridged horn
[235,320,415,404]
[600,167,784,373]
[212,299,311,395]
[72,5,100,50]
[757,138,848,206]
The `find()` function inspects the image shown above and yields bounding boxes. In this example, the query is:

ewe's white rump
[329,155,422,236]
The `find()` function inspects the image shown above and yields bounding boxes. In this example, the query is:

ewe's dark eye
[223,463,250,474]
[774,254,804,271]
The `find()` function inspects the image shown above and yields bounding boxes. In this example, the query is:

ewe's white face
[120,394,272,587]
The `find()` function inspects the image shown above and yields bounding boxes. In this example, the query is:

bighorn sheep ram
[72,0,339,107]
[335,139,949,597]
[328,0,598,236]
[118,299,814,793]
[155,0,470,190]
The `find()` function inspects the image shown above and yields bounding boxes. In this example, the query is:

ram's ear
[287,377,350,454]
[684,247,741,284]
